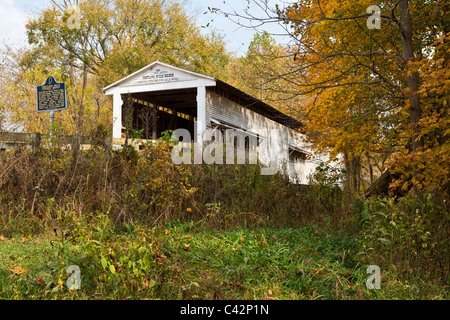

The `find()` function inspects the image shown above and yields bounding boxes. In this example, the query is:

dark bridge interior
[121,88,198,140]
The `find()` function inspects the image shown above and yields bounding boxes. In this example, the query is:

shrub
[355,193,449,281]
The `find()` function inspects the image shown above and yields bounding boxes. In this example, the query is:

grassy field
[0,216,447,300]
[0,146,448,300]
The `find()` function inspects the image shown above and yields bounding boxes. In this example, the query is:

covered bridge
[103,61,327,183]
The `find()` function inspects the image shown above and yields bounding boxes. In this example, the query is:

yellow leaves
[10,266,27,276]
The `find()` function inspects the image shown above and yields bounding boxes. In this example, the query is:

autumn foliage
[0,0,230,136]
[276,0,449,193]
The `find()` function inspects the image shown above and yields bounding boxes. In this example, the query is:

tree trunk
[343,152,361,192]
[364,169,410,198]
[366,153,374,185]
[72,62,88,166]
[365,139,414,198]
[78,62,88,135]
[399,0,422,152]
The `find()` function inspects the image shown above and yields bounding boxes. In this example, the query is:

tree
[228,31,307,120]
[0,44,111,136]
[212,0,449,192]
[1,0,230,137]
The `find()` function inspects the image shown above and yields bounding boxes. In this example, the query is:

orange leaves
[155,254,167,264]
[389,141,450,191]
[10,266,27,276]
[36,277,46,286]
[399,33,450,189]
[282,2,448,192]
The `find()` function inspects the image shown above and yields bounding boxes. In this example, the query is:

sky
[0,0,293,56]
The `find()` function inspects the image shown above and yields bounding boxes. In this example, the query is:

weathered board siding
[205,89,321,184]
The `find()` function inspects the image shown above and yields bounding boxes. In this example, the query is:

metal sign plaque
[37,76,67,112]
[125,67,195,86]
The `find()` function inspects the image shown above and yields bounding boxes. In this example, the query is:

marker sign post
[37,76,67,143]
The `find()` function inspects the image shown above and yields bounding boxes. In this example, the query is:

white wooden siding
[205,90,323,184]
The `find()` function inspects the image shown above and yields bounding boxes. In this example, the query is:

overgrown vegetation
[0,141,448,299]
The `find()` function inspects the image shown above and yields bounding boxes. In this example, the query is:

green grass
[0,234,62,299]
[0,219,447,300]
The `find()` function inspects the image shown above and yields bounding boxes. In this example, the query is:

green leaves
[143,254,151,269]
[138,246,146,256]
[100,256,116,274]
[101,257,107,269]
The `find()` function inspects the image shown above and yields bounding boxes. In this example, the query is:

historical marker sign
[37,76,67,112]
